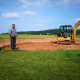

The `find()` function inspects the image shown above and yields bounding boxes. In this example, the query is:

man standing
[9,24,17,49]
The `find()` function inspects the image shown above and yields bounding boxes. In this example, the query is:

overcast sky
[0,0,80,33]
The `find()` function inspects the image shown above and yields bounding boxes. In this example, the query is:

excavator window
[60,26,67,32]
[57,21,80,40]
[64,27,67,32]
[60,26,63,31]
[58,25,72,37]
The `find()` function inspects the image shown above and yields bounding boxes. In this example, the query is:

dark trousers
[11,37,16,49]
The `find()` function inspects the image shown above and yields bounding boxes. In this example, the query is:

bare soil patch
[0,38,80,51]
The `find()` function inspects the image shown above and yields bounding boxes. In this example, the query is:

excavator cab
[57,21,80,44]
[57,25,73,38]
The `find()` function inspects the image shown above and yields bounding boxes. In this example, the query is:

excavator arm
[72,21,80,40]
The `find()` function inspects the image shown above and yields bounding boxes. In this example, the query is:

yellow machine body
[57,21,80,43]
[57,37,71,41]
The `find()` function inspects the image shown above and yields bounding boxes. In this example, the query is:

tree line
[2,29,80,35]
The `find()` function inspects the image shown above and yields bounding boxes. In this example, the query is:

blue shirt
[9,28,17,37]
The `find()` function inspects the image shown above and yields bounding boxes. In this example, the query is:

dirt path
[0,38,80,51]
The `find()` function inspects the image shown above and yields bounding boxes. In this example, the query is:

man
[9,24,17,49]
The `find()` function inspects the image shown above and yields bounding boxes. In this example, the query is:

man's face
[12,25,15,29]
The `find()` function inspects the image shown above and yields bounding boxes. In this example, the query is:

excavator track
[57,40,71,45]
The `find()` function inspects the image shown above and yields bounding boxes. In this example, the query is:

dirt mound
[0,38,80,51]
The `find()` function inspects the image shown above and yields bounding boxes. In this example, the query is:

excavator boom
[72,21,80,40]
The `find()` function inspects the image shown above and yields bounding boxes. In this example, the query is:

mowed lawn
[0,49,80,80]
[0,34,56,39]
[0,34,80,39]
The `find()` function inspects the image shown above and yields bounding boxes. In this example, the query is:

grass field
[0,34,56,39]
[76,35,80,39]
[0,34,80,80]
[0,49,80,80]
[0,34,80,39]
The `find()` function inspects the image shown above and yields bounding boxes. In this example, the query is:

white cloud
[54,0,80,7]
[75,18,80,21]
[16,0,80,8]
[23,11,36,15]
[16,0,51,8]
[69,18,80,24]
[18,24,47,31]
[1,13,22,18]
[32,24,47,31]
[69,18,80,29]
[29,24,47,31]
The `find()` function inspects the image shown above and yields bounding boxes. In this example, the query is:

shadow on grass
[0,46,21,52]
[11,47,20,51]
[0,47,3,51]
[77,54,80,56]
[10,47,23,52]
[0,46,5,51]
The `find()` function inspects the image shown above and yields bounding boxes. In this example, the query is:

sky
[0,0,80,34]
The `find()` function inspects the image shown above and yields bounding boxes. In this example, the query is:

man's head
[12,24,15,29]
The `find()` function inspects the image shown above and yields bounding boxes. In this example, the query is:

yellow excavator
[57,21,80,44]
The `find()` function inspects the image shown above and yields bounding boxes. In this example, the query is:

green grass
[0,49,80,80]
[0,34,56,39]
[0,34,80,39]
[76,35,80,39]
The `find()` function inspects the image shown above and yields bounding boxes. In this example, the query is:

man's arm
[15,30,17,37]
[9,29,14,37]
[9,29,11,35]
